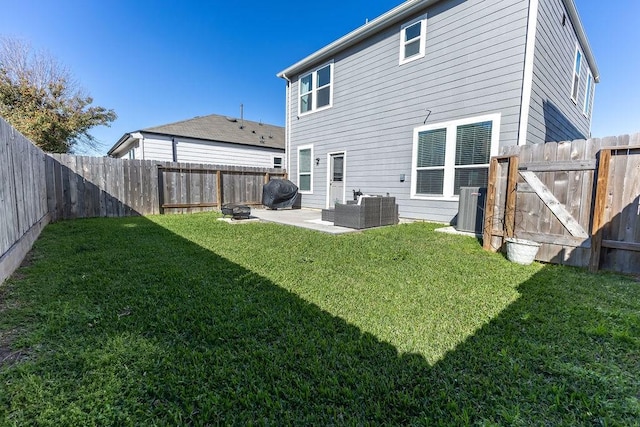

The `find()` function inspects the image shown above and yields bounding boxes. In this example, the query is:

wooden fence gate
[483,135,640,274]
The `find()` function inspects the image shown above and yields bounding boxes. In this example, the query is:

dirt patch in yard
[9,250,36,281]
[0,328,28,368]
[0,283,29,368]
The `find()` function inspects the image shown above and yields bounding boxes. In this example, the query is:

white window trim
[583,70,594,118]
[298,62,334,116]
[399,15,427,65]
[273,155,284,169]
[570,43,582,104]
[411,113,501,201]
[297,144,313,194]
[128,141,139,159]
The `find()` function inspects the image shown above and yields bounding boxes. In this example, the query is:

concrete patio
[249,208,358,234]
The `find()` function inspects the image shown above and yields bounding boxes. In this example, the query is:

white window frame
[399,15,427,65]
[570,43,582,104]
[583,70,594,118]
[273,155,283,169]
[411,113,501,201]
[298,62,334,116]
[297,144,313,194]
[128,141,138,159]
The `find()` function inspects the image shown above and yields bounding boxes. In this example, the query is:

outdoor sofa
[333,196,398,229]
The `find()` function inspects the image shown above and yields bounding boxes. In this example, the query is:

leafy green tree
[0,37,116,153]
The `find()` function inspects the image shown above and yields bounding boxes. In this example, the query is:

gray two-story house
[277,0,598,222]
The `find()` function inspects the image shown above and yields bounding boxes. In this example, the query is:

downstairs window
[412,114,500,199]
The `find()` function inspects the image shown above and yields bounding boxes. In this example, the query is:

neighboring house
[277,0,598,222]
[108,114,286,169]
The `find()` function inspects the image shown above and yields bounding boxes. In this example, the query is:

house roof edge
[277,0,437,78]
[563,0,599,82]
[278,0,599,83]
[107,132,137,156]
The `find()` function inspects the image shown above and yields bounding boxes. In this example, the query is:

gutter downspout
[517,0,539,146]
[282,73,292,176]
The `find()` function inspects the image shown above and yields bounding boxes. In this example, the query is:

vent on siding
[456,187,486,234]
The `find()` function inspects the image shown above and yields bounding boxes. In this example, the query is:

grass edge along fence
[0,117,285,284]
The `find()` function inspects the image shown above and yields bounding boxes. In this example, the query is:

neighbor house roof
[108,114,285,156]
[277,0,599,82]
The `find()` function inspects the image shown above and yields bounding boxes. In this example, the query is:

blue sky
[1,0,638,155]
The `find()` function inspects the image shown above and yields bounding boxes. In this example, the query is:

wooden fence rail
[483,134,640,274]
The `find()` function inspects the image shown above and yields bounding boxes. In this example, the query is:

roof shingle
[141,113,285,150]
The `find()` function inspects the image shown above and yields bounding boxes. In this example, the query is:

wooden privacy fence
[483,134,640,274]
[1,117,287,284]
[0,118,49,285]
[46,154,287,220]
[157,165,286,213]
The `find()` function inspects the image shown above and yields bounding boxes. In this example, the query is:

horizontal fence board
[515,232,591,248]
[602,240,640,252]
[519,160,596,171]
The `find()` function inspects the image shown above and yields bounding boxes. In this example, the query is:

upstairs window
[583,71,595,118]
[399,15,427,65]
[299,63,333,115]
[570,44,582,103]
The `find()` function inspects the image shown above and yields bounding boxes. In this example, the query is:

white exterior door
[329,153,345,207]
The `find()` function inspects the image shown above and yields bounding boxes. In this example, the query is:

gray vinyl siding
[139,134,284,167]
[287,0,529,222]
[142,135,174,161]
[175,137,283,167]
[526,0,593,144]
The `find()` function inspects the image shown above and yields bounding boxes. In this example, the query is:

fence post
[483,157,499,251]
[157,165,165,214]
[216,170,222,209]
[589,148,611,272]
[504,155,519,239]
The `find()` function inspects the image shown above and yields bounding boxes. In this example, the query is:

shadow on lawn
[1,217,638,425]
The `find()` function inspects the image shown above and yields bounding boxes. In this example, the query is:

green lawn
[0,213,638,425]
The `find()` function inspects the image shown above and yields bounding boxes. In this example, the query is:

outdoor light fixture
[315,157,320,165]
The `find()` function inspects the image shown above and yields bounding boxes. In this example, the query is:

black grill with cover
[262,179,299,209]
